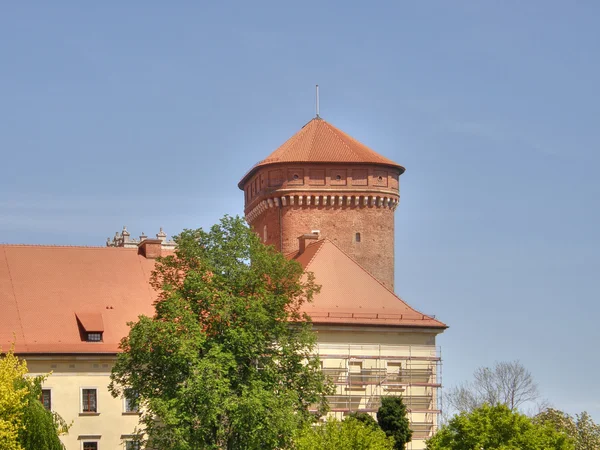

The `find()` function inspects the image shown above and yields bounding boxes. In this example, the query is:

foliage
[445,361,540,415]
[17,376,69,450]
[347,412,380,430]
[534,408,600,450]
[427,404,574,450]
[109,216,332,450]
[0,345,28,450]
[295,417,395,450]
[0,345,67,450]
[376,396,412,450]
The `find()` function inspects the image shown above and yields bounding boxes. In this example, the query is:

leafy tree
[17,376,69,450]
[1,345,68,450]
[427,404,574,450]
[347,412,380,430]
[377,396,412,450]
[109,216,332,450]
[295,417,395,450]
[534,408,600,449]
[445,361,541,415]
[0,346,28,450]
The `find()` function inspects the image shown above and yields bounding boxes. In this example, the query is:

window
[125,441,141,450]
[82,388,97,413]
[355,232,361,243]
[83,443,98,450]
[41,389,51,410]
[86,332,102,342]
[124,390,140,413]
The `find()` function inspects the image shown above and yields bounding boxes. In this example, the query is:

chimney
[138,239,162,259]
[298,231,320,255]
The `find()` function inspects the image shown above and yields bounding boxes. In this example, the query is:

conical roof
[239,118,404,188]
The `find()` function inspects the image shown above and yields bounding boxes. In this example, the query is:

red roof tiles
[291,239,446,329]
[0,238,444,355]
[0,245,157,354]
[239,118,405,187]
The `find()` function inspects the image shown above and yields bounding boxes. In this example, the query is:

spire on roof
[315,84,320,119]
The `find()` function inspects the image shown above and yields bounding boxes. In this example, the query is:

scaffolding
[313,343,442,441]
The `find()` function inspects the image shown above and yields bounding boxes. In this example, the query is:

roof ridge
[2,247,27,348]
[299,239,326,270]
[0,244,134,250]
[321,120,363,160]
[321,238,443,324]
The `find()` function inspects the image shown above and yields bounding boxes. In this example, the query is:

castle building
[0,115,446,450]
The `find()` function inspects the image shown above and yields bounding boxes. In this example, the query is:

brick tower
[239,117,405,290]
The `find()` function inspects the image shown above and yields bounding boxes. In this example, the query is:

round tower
[239,117,404,291]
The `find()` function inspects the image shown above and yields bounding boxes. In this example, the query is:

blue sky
[2,2,599,419]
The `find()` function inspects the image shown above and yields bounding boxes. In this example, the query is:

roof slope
[292,240,446,329]
[0,240,444,355]
[0,245,159,354]
[239,118,405,187]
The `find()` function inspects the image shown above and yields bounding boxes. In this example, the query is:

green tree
[427,404,574,450]
[295,417,395,450]
[377,396,412,450]
[534,408,600,450]
[347,412,380,430]
[1,345,68,450]
[109,216,331,450]
[17,376,69,450]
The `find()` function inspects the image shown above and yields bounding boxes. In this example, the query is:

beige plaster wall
[27,357,140,450]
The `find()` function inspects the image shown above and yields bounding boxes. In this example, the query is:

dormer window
[76,312,104,343]
[86,332,102,342]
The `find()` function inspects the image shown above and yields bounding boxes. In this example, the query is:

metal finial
[316,84,320,118]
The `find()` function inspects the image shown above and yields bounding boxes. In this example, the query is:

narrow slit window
[355,232,361,243]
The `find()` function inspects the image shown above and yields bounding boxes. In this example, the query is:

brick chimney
[298,231,320,255]
[138,239,162,259]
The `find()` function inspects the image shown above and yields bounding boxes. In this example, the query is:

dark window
[355,233,361,243]
[86,332,102,342]
[41,389,51,410]
[336,175,341,180]
[82,389,97,413]
[124,390,140,413]
[83,443,98,450]
[293,174,299,180]
[126,441,140,450]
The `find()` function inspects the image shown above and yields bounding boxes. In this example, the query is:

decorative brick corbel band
[245,194,399,223]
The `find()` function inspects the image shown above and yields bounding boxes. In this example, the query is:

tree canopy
[295,417,395,450]
[0,346,68,450]
[376,396,412,450]
[427,404,574,450]
[534,408,600,450]
[109,216,332,450]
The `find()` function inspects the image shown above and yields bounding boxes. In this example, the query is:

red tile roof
[239,118,405,188]
[0,245,158,354]
[291,240,446,329]
[0,239,444,355]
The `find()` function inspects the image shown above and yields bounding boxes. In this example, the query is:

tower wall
[243,163,401,290]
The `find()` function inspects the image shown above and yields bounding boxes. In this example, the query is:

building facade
[0,116,445,450]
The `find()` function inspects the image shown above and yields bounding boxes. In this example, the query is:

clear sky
[1,2,599,420]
